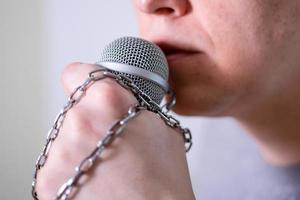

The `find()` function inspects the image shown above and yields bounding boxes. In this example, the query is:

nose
[136,0,190,17]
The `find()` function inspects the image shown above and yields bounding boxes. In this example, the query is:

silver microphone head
[97,36,169,104]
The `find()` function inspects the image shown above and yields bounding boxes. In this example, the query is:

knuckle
[66,109,91,136]
[91,80,136,115]
[63,109,100,146]
[61,62,83,94]
[61,62,81,85]
[95,79,121,100]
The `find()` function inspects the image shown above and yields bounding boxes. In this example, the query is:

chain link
[32,68,192,200]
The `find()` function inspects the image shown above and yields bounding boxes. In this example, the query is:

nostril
[136,0,189,16]
[155,7,175,15]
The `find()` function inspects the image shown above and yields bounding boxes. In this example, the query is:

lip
[155,42,201,63]
[165,51,200,63]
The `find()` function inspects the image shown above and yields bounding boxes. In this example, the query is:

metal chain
[32,69,107,199]
[32,68,192,200]
[54,104,144,200]
[102,70,193,151]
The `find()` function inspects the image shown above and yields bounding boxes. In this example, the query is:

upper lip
[155,41,200,57]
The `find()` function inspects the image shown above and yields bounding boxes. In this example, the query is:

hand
[36,63,195,200]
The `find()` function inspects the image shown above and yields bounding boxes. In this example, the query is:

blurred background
[1,0,254,199]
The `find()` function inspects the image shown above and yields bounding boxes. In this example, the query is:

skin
[135,0,300,165]
[37,0,300,199]
[36,63,195,199]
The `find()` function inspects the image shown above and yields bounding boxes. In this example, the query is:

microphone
[96,36,169,105]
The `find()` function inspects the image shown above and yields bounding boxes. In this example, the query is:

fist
[35,62,195,200]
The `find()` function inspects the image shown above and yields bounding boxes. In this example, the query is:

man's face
[133,0,300,117]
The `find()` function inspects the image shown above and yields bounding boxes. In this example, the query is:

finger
[60,62,138,119]
[61,62,98,96]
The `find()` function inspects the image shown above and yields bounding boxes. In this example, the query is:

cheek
[197,0,273,90]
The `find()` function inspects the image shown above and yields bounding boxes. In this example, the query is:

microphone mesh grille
[98,37,169,104]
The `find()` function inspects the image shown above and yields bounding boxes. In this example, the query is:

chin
[165,75,244,117]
